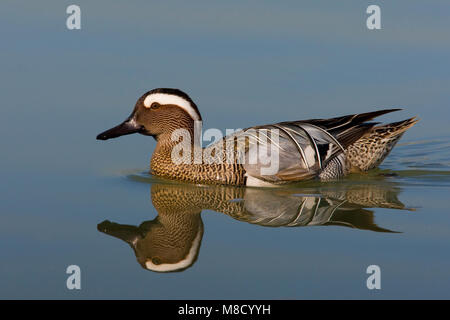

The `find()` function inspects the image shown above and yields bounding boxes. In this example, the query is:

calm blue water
[1,1,450,299]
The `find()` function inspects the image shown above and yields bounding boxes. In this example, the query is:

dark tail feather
[303,108,402,133]
[302,109,403,148]
[335,123,377,149]
[345,109,402,125]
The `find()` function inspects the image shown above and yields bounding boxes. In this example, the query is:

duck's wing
[237,122,369,182]
[216,109,400,183]
[295,109,401,140]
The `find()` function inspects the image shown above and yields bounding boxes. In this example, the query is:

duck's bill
[96,118,143,140]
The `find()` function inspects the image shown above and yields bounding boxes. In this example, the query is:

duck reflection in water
[97,181,412,273]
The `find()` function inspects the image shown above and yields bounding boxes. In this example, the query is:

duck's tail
[346,117,419,172]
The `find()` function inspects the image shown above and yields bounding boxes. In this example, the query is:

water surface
[1,0,450,299]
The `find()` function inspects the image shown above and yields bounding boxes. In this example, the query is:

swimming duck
[97,88,418,186]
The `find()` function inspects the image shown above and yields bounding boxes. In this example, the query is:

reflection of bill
[98,181,412,273]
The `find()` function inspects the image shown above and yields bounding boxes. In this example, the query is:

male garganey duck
[97,88,418,186]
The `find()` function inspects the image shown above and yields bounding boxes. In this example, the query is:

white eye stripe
[143,93,200,121]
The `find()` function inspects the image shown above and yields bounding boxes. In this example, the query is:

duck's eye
[150,102,160,109]
[151,257,162,265]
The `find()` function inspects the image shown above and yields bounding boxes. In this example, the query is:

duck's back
[205,109,416,186]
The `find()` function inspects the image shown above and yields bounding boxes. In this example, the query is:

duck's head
[96,88,201,141]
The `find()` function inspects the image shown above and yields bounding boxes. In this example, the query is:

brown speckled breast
[150,144,247,186]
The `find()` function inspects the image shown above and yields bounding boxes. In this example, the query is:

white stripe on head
[143,93,201,121]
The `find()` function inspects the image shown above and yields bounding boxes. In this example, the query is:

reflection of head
[97,208,203,273]
[141,225,203,272]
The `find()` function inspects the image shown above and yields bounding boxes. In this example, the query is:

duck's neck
[149,123,245,185]
[152,122,197,161]
[153,125,196,155]
[150,123,199,179]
